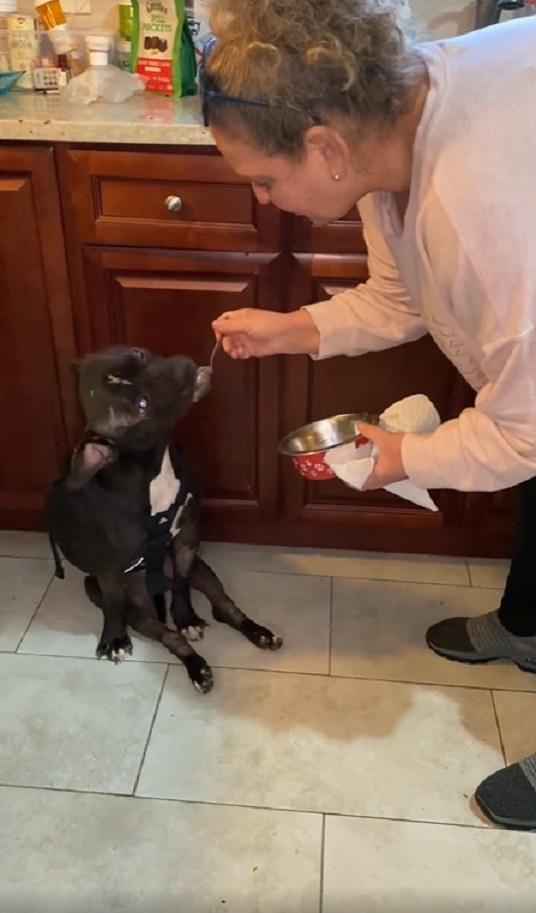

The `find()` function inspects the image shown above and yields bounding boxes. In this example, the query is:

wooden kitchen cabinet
[279,251,479,553]
[0,140,516,556]
[0,147,77,529]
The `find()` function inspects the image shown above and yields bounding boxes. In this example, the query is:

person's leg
[498,475,536,635]
[426,477,536,830]
[426,476,536,668]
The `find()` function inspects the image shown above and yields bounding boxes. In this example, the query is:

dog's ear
[66,442,117,490]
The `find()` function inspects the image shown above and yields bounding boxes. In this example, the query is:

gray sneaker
[426,610,536,673]
[476,752,536,830]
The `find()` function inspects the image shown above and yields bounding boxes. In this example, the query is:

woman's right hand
[212,308,320,359]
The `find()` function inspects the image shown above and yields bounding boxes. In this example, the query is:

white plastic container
[86,31,111,67]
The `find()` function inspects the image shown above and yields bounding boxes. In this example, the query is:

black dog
[47,345,282,693]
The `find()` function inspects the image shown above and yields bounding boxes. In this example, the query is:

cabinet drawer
[58,147,281,251]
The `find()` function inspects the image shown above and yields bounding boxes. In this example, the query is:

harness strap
[49,534,65,580]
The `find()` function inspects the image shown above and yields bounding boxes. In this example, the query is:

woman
[202,0,536,830]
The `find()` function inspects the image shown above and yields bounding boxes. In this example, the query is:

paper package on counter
[324,394,440,511]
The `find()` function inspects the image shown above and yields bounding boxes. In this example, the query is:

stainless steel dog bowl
[278,413,380,482]
[279,412,379,457]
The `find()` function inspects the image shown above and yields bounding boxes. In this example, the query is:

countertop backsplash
[12,0,535,46]
[10,0,511,40]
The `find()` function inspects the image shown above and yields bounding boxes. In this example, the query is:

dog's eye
[138,397,148,411]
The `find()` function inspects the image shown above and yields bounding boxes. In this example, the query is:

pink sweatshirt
[305,18,536,493]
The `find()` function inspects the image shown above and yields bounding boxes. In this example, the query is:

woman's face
[212,125,377,224]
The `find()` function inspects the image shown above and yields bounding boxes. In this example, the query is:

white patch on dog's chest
[150,448,180,515]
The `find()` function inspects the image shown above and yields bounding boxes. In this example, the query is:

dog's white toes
[111,649,126,664]
[182,625,204,642]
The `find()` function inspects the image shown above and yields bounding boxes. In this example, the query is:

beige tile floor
[0,531,535,912]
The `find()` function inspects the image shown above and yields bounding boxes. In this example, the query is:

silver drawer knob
[165,195,183,213]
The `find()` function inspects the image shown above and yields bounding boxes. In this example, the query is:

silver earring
[332,173,341,181]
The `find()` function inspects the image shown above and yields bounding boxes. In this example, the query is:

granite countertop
[0,91,214,145]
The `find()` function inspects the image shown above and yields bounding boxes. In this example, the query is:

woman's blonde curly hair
[206,0,423,157]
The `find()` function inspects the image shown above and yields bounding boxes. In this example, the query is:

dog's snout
[193,366,212,402]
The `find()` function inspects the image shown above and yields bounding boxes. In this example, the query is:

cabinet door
[0,147,77,529]
[80,247,283,537]
[281,253,479,554]
[462,489,516,558]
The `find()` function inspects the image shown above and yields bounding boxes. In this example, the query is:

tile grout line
[318,814,326,913]
[320,810,495,832]
[5,648,536,696]
[0,779,501,833]
[0,554,54,561]
[328,577,333,677]
[6,649,173,671]
[490,689,508,767]
[322,672,536,695]
[0,551,508,590]
[131,664,170,796]
[200,568,484,588]
[14,570,57,653]
[465,560,473,587]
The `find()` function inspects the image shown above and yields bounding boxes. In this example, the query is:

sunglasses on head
[198,59,323,129]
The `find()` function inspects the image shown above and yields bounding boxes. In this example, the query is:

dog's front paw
[184,654,214,694]
[96,635,133,664]
[180,619,208,642]
[240,619,284,651]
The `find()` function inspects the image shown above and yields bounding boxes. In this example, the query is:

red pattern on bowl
[292,434,369,481]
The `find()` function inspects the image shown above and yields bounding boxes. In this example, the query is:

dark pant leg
[498,476,536,636]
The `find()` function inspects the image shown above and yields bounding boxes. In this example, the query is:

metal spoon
[193,338,221,402]
[208,337,221,370]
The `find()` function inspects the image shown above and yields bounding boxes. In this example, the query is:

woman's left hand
[357,422,408,489]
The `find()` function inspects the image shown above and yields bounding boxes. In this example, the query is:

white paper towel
[324,394,440,511]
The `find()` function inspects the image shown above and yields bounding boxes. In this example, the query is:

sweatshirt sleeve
[403,326,536,491]
[302,196,427,360]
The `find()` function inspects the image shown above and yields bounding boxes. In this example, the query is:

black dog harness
[123,485,193,595]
